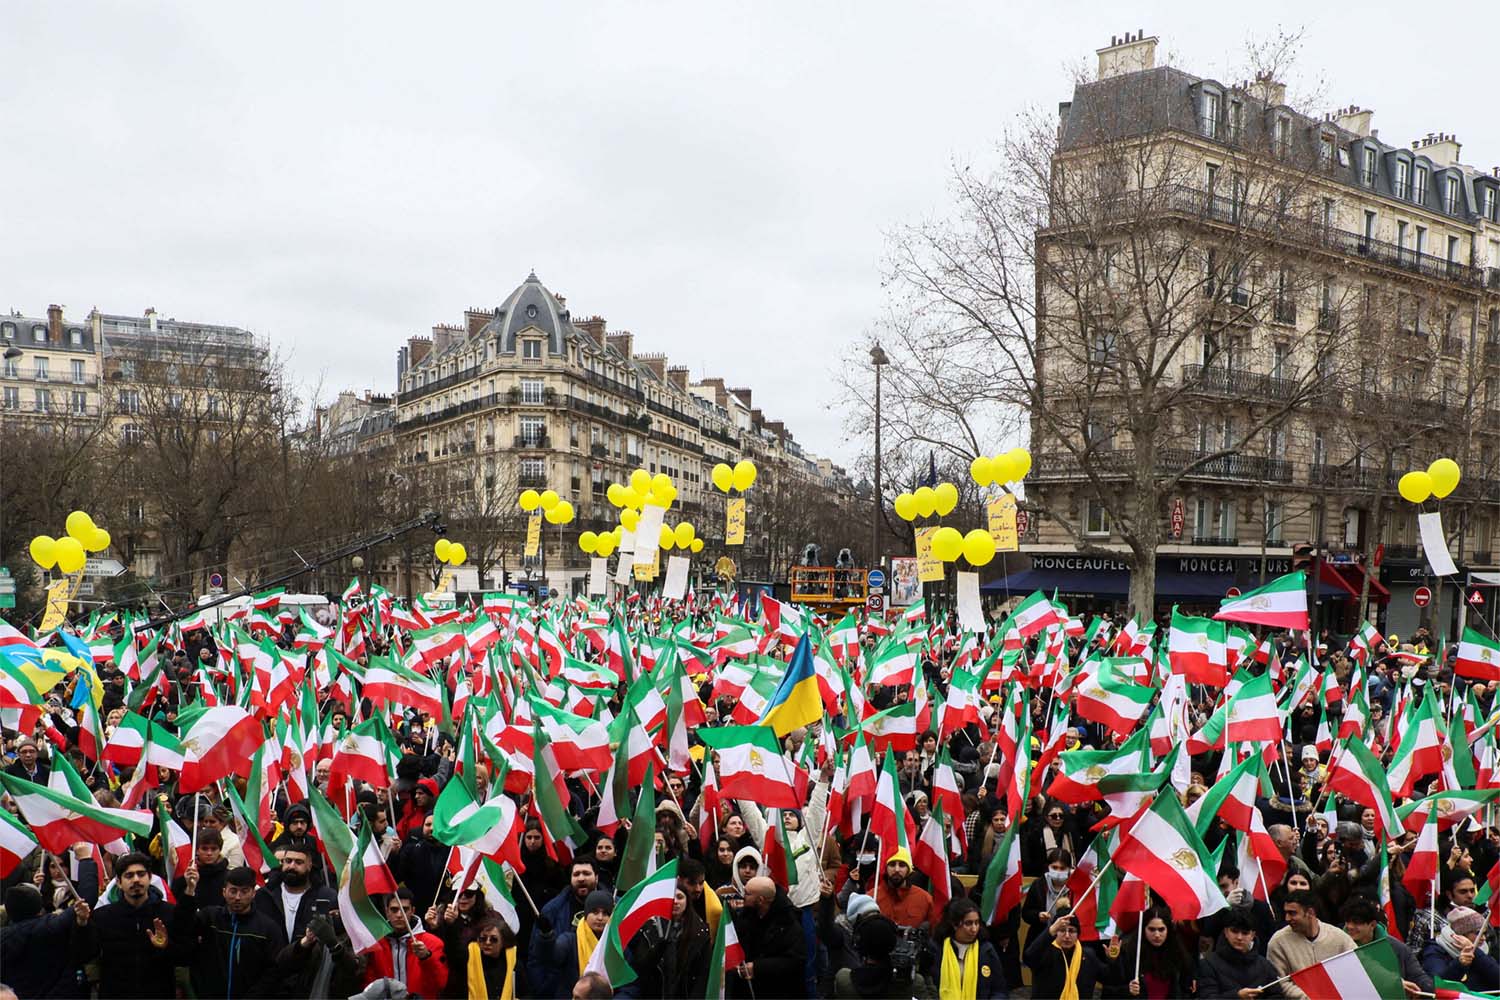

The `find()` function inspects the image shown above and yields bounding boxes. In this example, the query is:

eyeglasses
[478,935,502,944]
[1047,813,1064,819]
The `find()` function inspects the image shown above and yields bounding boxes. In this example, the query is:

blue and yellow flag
[759,633,822,737]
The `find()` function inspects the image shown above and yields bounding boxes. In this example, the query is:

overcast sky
[5,1,1495,466]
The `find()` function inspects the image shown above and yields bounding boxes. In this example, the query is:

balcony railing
[1048,184,1486,287]
[517,473,548,489]
[1441,335,1466,357]
[1180,364,1302,401]
[1040,447,1292,483]
[514,433,549,450]
[590,443,608,458]
[1191,535,1241,546]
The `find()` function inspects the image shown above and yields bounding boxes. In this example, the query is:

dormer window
[522,339,542,360]
[1484,187,1499,223]
[1395,159,1411,200]
[1414,164,1429,206]
[1200,89,1222,138]
[1361,147,1378,187]
[1445,174,1461,215]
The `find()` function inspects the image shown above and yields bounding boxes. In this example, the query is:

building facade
[1019,32,1500,637]
[0,306,104,423]
[384,272,857,596]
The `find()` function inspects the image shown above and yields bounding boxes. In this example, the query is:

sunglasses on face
[478,935,502,944]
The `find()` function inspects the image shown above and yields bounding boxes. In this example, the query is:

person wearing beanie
[873,846,935,930]
[533,889,614,998]
[1421,904,1500,991]
[171,864,288,999]
[397,777,441,841]
[0,884,93,999]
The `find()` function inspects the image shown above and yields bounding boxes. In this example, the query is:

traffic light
[1292,543,1315,572]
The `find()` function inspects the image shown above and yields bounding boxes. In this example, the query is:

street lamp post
[870,344,889,572]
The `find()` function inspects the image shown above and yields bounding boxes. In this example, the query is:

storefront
[983,552,1388,628]
[1380,558,1468,640]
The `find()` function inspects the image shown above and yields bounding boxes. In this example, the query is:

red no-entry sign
[1414,586,1432,608]
[1226,587,1241,598]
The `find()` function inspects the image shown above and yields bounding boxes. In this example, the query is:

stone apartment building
[1017,32,1500,636]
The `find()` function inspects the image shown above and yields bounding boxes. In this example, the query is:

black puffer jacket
[87,889,177,1000]
[730,889,807,999]
[170,892,288,999]
[1197,935,1285,999]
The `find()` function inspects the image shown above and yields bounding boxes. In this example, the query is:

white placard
[956,572,984,632]
[615,551,635,585]
[1419,511,1457,576]
[663,556,691,600]
[588,558,608,596]
[632,507,666,567]
[618,528,637,556]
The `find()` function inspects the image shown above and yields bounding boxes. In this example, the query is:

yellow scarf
[938,938,979,1000]
[576,919,600,976]
[704,882,723,941]
[465,942,515,1000]
[1054,939,1083,1000]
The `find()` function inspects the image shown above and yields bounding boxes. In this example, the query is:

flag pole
[506,862,544,917]
[431,845,456,914]
[1132,899,1145,993]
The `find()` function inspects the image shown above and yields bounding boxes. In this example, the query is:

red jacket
[362,931,446,999]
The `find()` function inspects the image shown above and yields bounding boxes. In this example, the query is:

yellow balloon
[539,489,559,511]
[711,463,734,492]
[674,522,696,548]
[934,482,959,517]
[519,489,540,511]
[969,456,994,487]
[621,508,640,531]
[651,472,672,495]
[606,483,629,508]
[963,529,997,566]
[931,526,964,562]
[579,531,598,554]
[1398,471,1433,504]
[630,469,652,493]
[659,525,676,550]
[1008,448,1032,479]
[1428,458,1461,499]
[555,501,574,524]
[690,538,704,554]
[448,543,467,565]
[596,535,617,558]
[86,527,111,553]
[29,535,57,569]
[65,510,95,542]
[893,493,917,521]
[913,486,938,518]
[434,538,452,560]
[732,459,758,492]
[55,536,86,574]
[991,453,1017,484]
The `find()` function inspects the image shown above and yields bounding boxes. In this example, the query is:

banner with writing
[915,527,944,583]
[524,512,543,558]
[725,498,746,546]
[988,494,1019,552]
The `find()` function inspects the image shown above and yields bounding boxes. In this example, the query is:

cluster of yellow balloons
[894,482,959,522]
[657,521,705,553]
[710,459,758,493]
[971,448,1032,487]
[578,529,623,558]
[433,538,467,566]
[518,488,576,525]
[30,510,110,574]
[929,527,999,567]
[1398,458,1462,504]
[605,469,678,511]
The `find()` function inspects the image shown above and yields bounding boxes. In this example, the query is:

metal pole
[872,358,882,568]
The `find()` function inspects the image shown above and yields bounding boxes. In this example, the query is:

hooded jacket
[88,886,177,1000]
[731,845,765,895]
[1197,935,1285,999]
[735,779,829,908]
[170,891,288,999]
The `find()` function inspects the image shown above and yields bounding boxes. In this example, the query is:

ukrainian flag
[759,634,822,737]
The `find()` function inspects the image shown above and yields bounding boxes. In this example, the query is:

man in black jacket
[0,884,94,999]
[173,864,287,998]
[251,844,338,949]
[1342,895,1430,995]
[87,852,177,1000]
[730,876,806,999]
[1198,908,1285,999]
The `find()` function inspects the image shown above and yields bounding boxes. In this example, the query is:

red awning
[1320,561,1390,604]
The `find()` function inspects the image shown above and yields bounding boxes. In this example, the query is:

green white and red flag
[1047,727,1152,804]
[1397,788,1500,835]
[978,806,1023,925]
[1287,939,1404,1000]
[867,635,919,687]
[1387,688,1445,798]
[103,709,185,772]
[483,592,526,621]
[1403,806,1441,903]
[0,807,38,878]
[1213,570,1309,631]
[530,725,588,862]
[939,665,988,739]
[1378,843,1403,942]
[361,656,444,717]
[1323,737,1402,837]
[338,822,396,954]
[1168,608,1228,687]
[703,892,745,1000]
[1072,658,1154,735]
[1224,671,1283,743]
[155,797,192,892]
[587,859,679,988]
[901,598,926,625]
[697,725,799,808]
[1435,978,1492,999]
[0,770,152,854]
[1349,620,1383,665]
[1112,790,1227,920]
[329,715,400,789]
[1455,627,1500,681]
[411,621,466,666]
[870,746,916,863]
[175,704,263,792]
[1004,590,1060,638]
[913,802,952,915]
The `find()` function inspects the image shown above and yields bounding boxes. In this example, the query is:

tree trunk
[1127,453,1162,619]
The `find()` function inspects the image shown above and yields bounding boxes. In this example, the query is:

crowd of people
[0,584,1492,1000]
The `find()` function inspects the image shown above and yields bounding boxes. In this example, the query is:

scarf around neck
[939,938,979,1000]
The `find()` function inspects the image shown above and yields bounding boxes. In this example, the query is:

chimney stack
[47,304,63,341]
[1332,105,1374,138]
[1096,29,1157,80]
[606,332,634,359]
[1415,131,1463,166]
[666,365,691,391]
[576,316,609,348]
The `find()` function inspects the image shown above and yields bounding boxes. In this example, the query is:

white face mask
[1046,869,1071,886]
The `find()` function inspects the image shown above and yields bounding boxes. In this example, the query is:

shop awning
[1322,561,1390,604]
